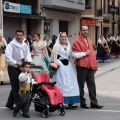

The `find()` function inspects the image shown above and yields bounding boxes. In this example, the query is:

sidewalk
[84,57,120,106]
[0,57,120,120]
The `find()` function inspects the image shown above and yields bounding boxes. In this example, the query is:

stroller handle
[30,65,44,70]
[37,81,57,86]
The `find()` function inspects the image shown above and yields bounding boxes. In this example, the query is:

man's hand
[86,49,91,56]
[29,61,34,65]
[16,62,22,66]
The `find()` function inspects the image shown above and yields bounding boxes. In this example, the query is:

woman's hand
[49,63,58,68]
[30,61,34,65]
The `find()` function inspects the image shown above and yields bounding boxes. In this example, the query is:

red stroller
[30,65,65,118]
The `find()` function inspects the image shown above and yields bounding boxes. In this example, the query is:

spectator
[5,29,33,110]
[72,25,103,109]
[0,34,9,85]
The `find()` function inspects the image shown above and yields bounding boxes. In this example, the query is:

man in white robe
[5,29,33,110]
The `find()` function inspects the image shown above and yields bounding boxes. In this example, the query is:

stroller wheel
[59,109,65,116]
[42,109,49,118]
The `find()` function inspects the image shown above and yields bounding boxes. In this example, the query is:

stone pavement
[0,56,120,119]
[84,56,120,108]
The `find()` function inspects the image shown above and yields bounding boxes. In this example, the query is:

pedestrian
[51,35,57,46]
[50,32,80,108]
[45,36,53,57]
[96,35,111,63]
[5,29,33,110]
[7,36,12,44]
[72,25,103,109]
[111,34,120,58]
[0,34,9,85]
[27,35,34,52]
[106,35,112,49]
[13,62,36,118]
[32,34,49,73]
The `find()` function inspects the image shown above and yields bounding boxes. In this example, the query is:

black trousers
[6,66,21,107]
[76,65,98,106]
[15,91,30,115]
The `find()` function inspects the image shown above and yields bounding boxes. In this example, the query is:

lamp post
[109,0,117,36]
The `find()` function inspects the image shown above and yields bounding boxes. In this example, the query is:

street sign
[4,2,32,15]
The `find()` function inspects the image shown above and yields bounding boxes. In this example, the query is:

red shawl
[72,35,98,71]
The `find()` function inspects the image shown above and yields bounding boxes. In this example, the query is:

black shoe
[6,105,14,110]
[114,56,118,58]
[1,81,4,85]
[13,111,17,117]
[91,104,103,109]
[81,104,90,109]
[68,104,78,109]
[22,114,30,118]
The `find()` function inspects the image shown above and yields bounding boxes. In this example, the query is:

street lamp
[109,0,117,36]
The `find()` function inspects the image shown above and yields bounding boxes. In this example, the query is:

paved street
[1,56,120,120]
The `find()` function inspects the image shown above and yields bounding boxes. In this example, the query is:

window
[44,20,52,38]
[59,21,68,35]
[85,0,92,9]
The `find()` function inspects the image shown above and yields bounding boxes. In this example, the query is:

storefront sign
[81,19,96,26]
[4,2,20,13]
[20,4,32,14]
[4,2,32,14]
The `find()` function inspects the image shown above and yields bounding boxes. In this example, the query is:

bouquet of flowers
[48,63,59,78]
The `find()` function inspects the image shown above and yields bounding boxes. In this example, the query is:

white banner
[4,2,20,13]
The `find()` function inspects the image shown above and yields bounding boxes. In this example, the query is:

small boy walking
[13,62,36,118]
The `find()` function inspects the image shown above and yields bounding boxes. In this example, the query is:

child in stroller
[30,65,65,118]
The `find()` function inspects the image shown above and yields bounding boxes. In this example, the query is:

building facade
[0,1,3,34]
[81,0,120,46]
[0,0,85,43]
[1,0,46,39]
[41,0,85,43]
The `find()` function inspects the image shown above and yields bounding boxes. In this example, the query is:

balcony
[42,0,85,12]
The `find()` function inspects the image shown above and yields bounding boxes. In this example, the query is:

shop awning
[3,12,46,20]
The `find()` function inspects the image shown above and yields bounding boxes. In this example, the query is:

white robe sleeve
[72,52,86,59]
[5,44,17,65]
[19,72,28,82]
